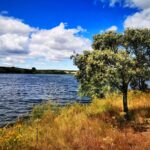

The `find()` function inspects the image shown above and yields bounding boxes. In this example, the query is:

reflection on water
[0,74,89,126]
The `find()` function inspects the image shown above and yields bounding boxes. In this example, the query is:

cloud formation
[29,23,91,61]
[124,8,150,28]
[0,15,91,66]
[124,0,150,29]
[98,0,150,29]
[95,0,120,7]
[98,0,150,9]
[124,0,150,9]
[106,25,118,31]
[0,16,35,35]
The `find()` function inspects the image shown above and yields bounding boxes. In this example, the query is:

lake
[0,74,89,127]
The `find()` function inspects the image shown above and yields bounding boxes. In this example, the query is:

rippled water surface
[0,74,89,126]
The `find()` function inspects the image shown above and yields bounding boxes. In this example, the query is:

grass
[0,91,150,150]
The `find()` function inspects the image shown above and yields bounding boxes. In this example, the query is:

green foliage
[31,103,59,120]
[73,28,150,117]
[31,103,52,119]
[92,29,150,91]
[123,29,150,91]
[92,31,122,52]
[31,67,36,73]
[73,49,136,98]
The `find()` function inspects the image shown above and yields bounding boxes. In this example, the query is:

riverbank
[0,91,150,150]
[0,66,76,74]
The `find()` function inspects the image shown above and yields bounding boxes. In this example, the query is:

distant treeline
[0,66,76,74]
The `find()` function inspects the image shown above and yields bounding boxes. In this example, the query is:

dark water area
[0,74,89,127]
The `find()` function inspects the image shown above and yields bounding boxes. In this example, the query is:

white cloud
[97,0,150,29]
[95,0,119,7]
[5,56,25,64]
[106,25,118,31]
[124,0,150,29]
[0,15,91,66]
[124,8,150,28]
[0,16,36,35]
[0,34,29,53]
[98,0,150,9]
[109,0,119,7]
[29,23,91,61]
[124,0,150,9]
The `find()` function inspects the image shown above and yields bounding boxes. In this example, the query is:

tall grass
[0,91,150,150]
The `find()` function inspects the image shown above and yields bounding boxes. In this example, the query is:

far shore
[0,66,77,74]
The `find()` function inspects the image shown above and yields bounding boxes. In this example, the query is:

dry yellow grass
[0,91,150,150]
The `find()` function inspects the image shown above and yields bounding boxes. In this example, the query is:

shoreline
[0,91,150,149]
[0,66,77,74]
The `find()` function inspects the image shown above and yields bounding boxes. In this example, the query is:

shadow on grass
[128,107,150,132]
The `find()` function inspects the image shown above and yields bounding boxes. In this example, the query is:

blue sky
[0,0,150,70]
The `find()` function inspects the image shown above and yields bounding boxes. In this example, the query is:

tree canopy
[92,29,150,91]
[73,28,150,119]
[123,29,150,91]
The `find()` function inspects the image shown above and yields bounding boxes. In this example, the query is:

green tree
[31,67,37,73]
[73,29,150,119]
[73,50,136,119]
[92,31,122,52]
[92,29,150,91]
[123,29,150,91]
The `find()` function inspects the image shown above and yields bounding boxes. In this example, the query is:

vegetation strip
[0,91,150,150]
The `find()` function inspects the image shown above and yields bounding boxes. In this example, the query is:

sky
[0,0,150,70]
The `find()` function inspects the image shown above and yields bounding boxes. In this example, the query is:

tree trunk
[123,90,129,120]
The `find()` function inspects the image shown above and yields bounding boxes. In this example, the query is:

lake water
[0,74,89,127]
